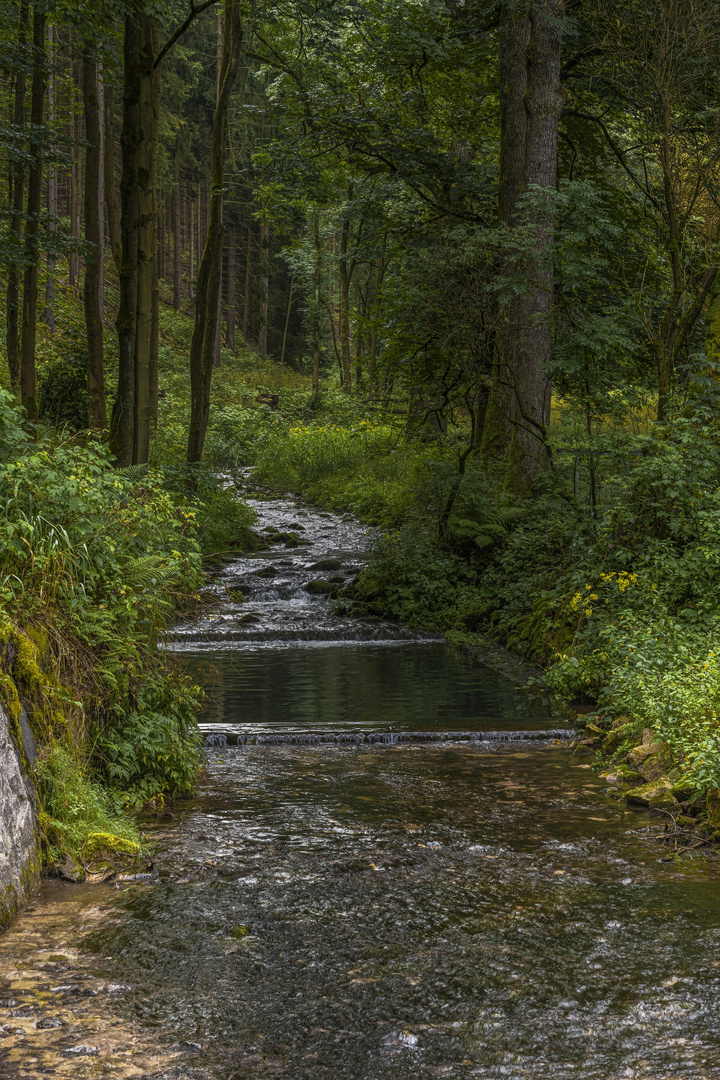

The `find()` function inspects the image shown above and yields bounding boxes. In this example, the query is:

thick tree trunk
[149,19,161,431]
[103,83,122,276]
[82,43,106,430]
[6,1,28,392]
[110,14,141,465]
[187,0,242,468]
[483,0,565,494]
[225,228,236,349]
[20,5,47,424]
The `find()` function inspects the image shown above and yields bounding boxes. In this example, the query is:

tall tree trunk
[69,52,80,290]
[44,21,56,332]
[187,0,242,468]
[257,221,268,355]
[148,18,161,431]
[20,5,46,424]
[103,82,122,276]
[483,0,565,493]
[189,195,195,299]
[6,1,28,392]
[242,223,251,340]
[338,206,352,392]
[82,42,106,430]
[133,14,159,464]
[280,273,294,365]
[173,164,181,307]
[97,63,105,319]
[311,212,321,404]
[225,228,236,348]
[110,14,141,465]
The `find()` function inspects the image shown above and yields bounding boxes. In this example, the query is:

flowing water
[3,494,720,1080]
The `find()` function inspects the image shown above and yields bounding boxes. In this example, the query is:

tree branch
[153,0,218,70]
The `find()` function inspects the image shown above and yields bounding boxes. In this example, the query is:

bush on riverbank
[0,388,204,862]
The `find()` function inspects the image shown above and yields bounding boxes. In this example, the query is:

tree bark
[133,14,158,464]
[149,17,161,432]
[338,204,352,391]
[6,0,28,392]
[173,164,181,308]
[44,21,56,333]
[242,223,251,340]
[82,42,106,430]
[483,0,566,494]
[110,14,141,465]
[187,0,242,468]
[103,82,122,276]
[311,212,321,404]
[20,5,47,424]
[257,221,269,355]
[69,51,80,291]
[225,228,236,348]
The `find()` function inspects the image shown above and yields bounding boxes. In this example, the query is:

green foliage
[96,671,202,808]
[37,345,90,431]
[355,522,474,628]
[35,743,141,860]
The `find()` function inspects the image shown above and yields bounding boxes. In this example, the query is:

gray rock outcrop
[0,702,39,927]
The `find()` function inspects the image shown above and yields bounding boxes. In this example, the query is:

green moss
[83,832,140,857]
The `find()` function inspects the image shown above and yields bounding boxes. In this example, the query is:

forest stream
[3,494,720,1080]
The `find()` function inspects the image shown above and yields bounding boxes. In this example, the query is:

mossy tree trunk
[186,0,242,469]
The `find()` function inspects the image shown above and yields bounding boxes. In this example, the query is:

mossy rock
[601,728,626,756]
[706,788,720,828]
[254,566,279,578]
[670,779,697,804]
[625,778,679,812]
[83,832,140,857]
[304,580,335,595]
[308,559,343,571]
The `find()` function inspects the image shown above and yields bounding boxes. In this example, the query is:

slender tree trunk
[69,53,80,290]
[103,82,122,276]
[20,5,47,424]
[257,221,269,355]
[133,14,160,463]
[367,246,387,393]
[225,228,236,348]
[189,196,195,299]
[44,21,56,332]
[173,164,181,308]
[483,0,565,493]
[338,206,352,392]
[6,1,28,392]
[187,0,242,468]
[311,212,321,403]
[242,223,251,340]
[82,43,106,430]
[148,18,161,432]
[280,273,294,365]
[97,63,105,320]
[110,14,141,465]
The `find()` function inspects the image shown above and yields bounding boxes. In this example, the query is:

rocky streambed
[4,490,720,1079]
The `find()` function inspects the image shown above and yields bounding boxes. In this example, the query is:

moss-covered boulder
[304,580,335,595]
[706,788,720,828]
[625,777,679,811]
